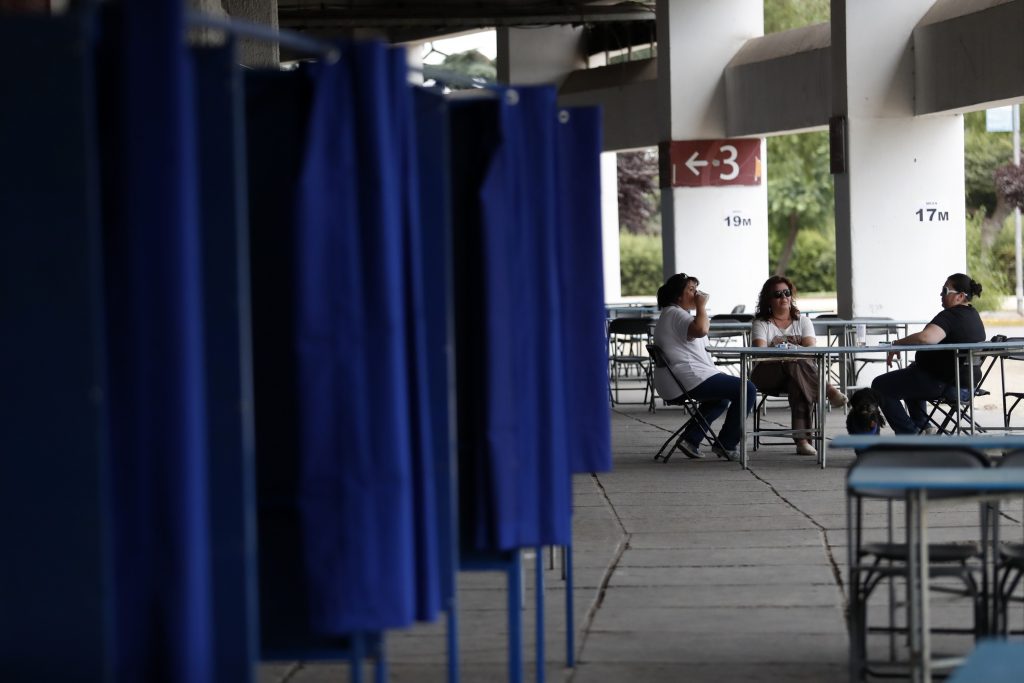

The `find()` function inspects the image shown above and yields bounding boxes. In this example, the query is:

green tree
[619,232,663,296]
[763,0,833,282]
[767,131,834,278]
[617,149,660,235]
[437,49,496,88]
[764,0,829,33]
[964,110,1014,249]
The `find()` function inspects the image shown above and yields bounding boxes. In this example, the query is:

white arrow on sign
[685,151,708,176]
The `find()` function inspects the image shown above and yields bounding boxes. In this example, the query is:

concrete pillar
[496,25,585,87]
[832,0,966,319]
[655,0,768,314]
[600,152,623,302]
[222,0,279,68]
[500,26,622,300]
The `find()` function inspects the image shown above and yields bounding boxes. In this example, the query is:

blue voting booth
[0,3,611,681]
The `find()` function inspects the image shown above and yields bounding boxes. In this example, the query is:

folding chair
[708,313,753,377]
[607,316,654,406]
[847,446,991,681]
[812,313,850,390]
[751,386,818,451]
[646,343,724,463]
[923,340,1000,434]
[996,336,1024,429]
[994,449,1024,636]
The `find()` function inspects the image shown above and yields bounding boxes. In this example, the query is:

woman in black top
[870,273,986,434]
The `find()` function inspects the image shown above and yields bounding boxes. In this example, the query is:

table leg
[906,491,923,683]
[818,352,827,469]
[919,490,932,682]
[740,352,749,469]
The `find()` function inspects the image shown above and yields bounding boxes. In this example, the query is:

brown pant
[750,360,818,440]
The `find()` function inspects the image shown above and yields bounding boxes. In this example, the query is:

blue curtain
[98,1,214,681]
[292,41,440,634]
[0,10,112,680]
[453,86,584,552]
[193,42,259,680]
[412,87,458,606]
[390,54,442,621]
[555,106,613,475]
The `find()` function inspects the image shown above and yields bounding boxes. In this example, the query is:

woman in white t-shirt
[652,273,756,461]
[750,276,847,456]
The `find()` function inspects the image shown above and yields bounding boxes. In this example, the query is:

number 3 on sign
[719,145,740,181]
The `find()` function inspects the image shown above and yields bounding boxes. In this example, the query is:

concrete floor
[259,319,1024,683]
[259,403,1024,683]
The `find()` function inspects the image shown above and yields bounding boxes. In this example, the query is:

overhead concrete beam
[724,23,831,137]
[558,58,659,151]
[915,0,1024,114]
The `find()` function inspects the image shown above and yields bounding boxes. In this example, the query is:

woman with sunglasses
[751,276,848,456]
[652,273,756,461]
[870,273,985,434]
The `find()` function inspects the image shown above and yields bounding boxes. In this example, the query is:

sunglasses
[770,289,792,299]
[940,287,961,297]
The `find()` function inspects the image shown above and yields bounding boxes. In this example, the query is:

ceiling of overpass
[277,0,656,46]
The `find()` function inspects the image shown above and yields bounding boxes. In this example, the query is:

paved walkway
[260,394,1024,683]
[261,320,1024,682]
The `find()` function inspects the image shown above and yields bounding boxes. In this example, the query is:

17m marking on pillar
[915,206,949,222]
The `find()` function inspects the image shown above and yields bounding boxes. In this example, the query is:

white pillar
[600,152,623,302]
[833,0,966,319]
[655,0,768,314]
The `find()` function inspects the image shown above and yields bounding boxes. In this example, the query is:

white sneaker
[918,426,937,435]
[828,391,849,409]
[712,443,739,462]
[675,437,705,459]
[796,441,817,456]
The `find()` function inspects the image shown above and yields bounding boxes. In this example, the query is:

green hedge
[968,208,1012,311]
[618,210,1014,310]
[772,229,836,293]
[619,232,662,296]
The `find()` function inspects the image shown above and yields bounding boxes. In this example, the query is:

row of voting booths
[0,2,612,682]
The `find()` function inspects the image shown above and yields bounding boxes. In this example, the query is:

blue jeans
[871,363,971,434]
[682,373,757,450]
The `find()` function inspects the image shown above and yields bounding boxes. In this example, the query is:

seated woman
[652,273,756,460]
[751,276,848,456]
[871,273,986,434]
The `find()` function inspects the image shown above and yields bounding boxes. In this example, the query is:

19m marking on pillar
[724,215,752,227]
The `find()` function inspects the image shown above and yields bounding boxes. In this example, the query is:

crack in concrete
[745,468,851,622]
[277,662,303,682]
[567,472,630,680]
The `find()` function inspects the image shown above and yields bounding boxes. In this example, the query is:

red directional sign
[662,139,762,187]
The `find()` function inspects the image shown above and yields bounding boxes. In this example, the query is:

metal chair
[847,446,992,681]
[751,385,818,451]
[812,313,850,390]
[646,343,724,463]
[708,313,753,377]
[850,317,903,385]
[607,316,654,406]
[923,340,1000,434]
[994,449,1024,636]
[995,336,1024,429]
